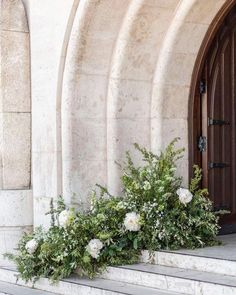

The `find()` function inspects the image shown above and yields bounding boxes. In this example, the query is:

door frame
[189,0,236,177]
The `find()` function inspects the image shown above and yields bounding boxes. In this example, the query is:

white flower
[134,182,140,190]
[25,239,38,254]
[165,176,175,182]
[163,192,172,198]
[177,188,193,205]
[153,158,158,164]
[90,196,96,212]
[58,210,72,227]
[86,239,104,259]
[143,181,151,191]
[124,212,141,232]
[158,186,165,193]
[117,201,126,210]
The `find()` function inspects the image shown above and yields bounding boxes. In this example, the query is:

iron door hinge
[208,118,230,126]
[200,80,206,94]
[197,136,207,152]
[208,162,230,169]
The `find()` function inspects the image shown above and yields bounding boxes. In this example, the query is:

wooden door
[199,9,236,234]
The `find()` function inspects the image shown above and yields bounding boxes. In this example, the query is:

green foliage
[120,140,219,250]
[6,138,220,283]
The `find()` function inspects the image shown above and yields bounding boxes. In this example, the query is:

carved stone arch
[61,0,236,207]
[0,0,31,189]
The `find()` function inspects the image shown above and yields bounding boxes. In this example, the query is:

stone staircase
[0,235,235,295]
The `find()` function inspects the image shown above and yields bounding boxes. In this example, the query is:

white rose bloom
[58,210,71,227]
[124,212,141,232]
[177,188,193,205]
[86,239,104,259]
[25,239,38,254]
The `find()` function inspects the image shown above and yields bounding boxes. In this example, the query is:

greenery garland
[5,139,220,282]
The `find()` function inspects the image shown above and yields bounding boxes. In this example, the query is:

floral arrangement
[5,139,220,282]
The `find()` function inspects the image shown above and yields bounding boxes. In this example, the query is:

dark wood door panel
[202,9,236,229]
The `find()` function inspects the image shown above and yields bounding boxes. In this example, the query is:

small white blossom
[58,210,72,227]
[134,182,140,190]
[165,176,174,182]
[143,181,151,190]
[86,239,104,259]
[177,188,193,205]
[90,196,97,213]
[116,201,127,210]
[25,239,38,254]
[156,180,163,185]
[152,158,158,164]
[124,212,141,232]
[158,186,165,193]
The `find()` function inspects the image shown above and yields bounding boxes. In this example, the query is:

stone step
[102,263,236,295]
[0,280,57,295]
[140,235,236,277]
[141,248,236,276]
[0,267,184,295]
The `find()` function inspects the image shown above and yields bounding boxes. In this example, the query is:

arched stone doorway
[190,1,236,233]
[60,0,236,214]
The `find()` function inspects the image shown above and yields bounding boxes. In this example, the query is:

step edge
[141,249,236,263]
[141,249,236,277]
[105,265,236,289]
[0,267,183,295]
[0,280,57,295]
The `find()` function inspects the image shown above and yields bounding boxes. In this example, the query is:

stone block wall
[0,0,32,265]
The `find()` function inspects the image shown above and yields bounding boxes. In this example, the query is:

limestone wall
[1,0,31,189]
[0,0,32,266]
